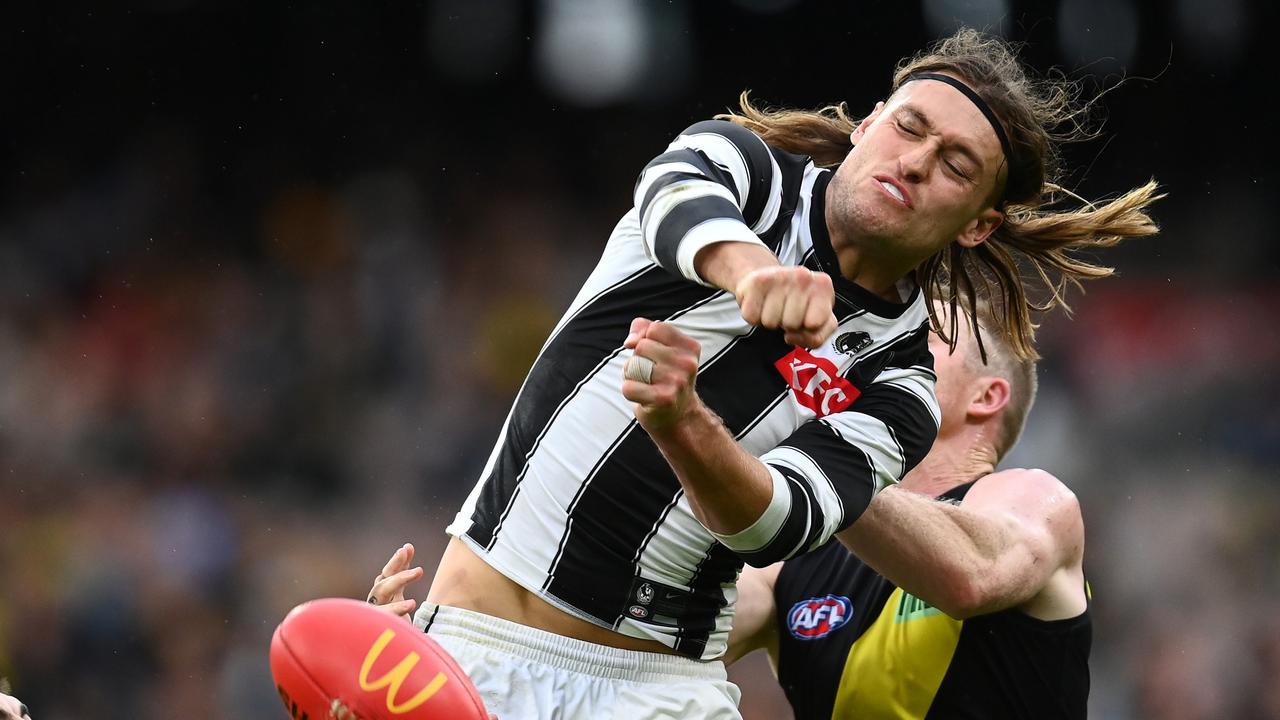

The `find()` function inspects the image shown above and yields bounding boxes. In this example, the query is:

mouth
[873,175,912,208]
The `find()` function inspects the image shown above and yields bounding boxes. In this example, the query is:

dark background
[0,1,1275,718]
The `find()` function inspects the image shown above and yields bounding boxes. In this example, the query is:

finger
[621,378,671,407]
[780,282,810,335]
[624,318,652,348]
[384,598,417,618]
[624,355,655,384]
[758,284,785,329]
[642,322,701,355]
[735,272,763,325]
[380,544,409,579]
[633,339,699,381]
[370,567,424,604]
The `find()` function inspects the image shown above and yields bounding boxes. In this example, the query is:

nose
[899,141,935,184]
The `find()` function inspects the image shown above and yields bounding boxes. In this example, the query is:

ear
[967,376,1010,422]
[849,101,886,144]
[955,207,1004,249]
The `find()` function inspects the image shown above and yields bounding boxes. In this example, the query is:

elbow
[930,567,994,620]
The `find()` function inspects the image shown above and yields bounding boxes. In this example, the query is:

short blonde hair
[952,299,1038,460]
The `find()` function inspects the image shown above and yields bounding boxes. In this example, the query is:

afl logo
[787,595,853,640]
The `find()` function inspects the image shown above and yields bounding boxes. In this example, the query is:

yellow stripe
[832,588,962,718]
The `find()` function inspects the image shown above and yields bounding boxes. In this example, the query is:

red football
[270,598,489,720]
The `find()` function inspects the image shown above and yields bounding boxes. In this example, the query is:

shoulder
[968,469,1084,544]
[677,118,766,145]
[973,467,1071,497]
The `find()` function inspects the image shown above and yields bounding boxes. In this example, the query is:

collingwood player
[380,30,1157,719]
[725,300,1090,719]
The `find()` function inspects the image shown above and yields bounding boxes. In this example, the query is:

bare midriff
[426,537,683,657]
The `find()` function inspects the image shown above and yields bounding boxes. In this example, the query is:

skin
[722,319,1087,667]
[373,322,1087,679]
[0,693,30,720]
[424,73,1012,656]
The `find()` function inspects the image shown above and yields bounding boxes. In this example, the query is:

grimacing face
[826,74,1006,267]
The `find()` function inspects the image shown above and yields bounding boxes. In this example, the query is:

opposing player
[408,29,1157,718]
[725,298,1089,718]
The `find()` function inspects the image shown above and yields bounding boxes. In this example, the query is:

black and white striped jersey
[447,120,940,661]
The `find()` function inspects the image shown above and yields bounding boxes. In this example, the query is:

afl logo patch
[787,595,853,640]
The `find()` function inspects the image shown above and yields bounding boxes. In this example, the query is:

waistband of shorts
[415,603,726,683]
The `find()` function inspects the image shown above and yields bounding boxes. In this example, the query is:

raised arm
[636,120,837,348]
[837,469,1085,620]
[623,320,938,568]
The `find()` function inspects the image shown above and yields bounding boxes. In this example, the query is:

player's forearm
[839,487,1038,617]
[693,240,781,294]
[645,401,774,536]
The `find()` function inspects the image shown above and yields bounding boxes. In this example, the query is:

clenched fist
[621,319,702,434]
[734,266,837,349]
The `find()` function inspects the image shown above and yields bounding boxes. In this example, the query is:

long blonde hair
[718,29,1163,361]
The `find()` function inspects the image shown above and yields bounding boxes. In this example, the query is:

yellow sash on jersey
[832,587,963,718]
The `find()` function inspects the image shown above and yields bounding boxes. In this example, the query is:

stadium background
[0,1,1275,717]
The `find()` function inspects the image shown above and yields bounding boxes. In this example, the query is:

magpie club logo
[774,347,860,417]
[787,595,853,640]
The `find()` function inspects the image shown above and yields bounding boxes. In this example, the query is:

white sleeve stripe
[640,181,740,253]
[634,161,710,205]
[675,128,780,232]
[709,465,792,553]
[673,133,751,211]
[758,445,845,533]
[825,412,905,492]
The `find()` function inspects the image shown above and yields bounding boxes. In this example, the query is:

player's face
[827,75,1006,265]
[928,321,980,439]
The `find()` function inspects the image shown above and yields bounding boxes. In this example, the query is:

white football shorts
[413,603,742,720]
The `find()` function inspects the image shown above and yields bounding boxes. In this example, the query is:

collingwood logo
[834,331,872,355]
[636,583,655,605]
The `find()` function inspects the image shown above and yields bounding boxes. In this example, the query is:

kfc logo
[774,348,860,417]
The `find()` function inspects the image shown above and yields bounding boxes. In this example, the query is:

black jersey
[773,482,1091,718]
[447,120,940,660]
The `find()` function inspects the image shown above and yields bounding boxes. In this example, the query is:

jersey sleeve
[633,119,784,285]
[712,329,940,567]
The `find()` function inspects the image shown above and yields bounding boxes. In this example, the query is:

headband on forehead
[905,72,1013,166]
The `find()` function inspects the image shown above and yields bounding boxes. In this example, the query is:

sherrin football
[270,598,489,720]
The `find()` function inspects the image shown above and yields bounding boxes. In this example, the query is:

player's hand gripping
[622,319,703,434]
[366,542,423,621]
[734,265,837,349]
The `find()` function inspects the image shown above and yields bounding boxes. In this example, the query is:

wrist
[693,241,780,292]
[643,398,718,447]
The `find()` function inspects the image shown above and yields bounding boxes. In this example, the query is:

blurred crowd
[2,3,1277,719]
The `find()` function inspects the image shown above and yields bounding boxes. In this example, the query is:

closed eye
[945,160,972,181]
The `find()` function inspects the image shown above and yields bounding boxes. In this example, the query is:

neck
[898,430,998,498]
[823,186,918,303]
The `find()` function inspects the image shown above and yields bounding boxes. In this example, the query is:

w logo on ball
[787,595,853,640]
[359,629,449,713]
